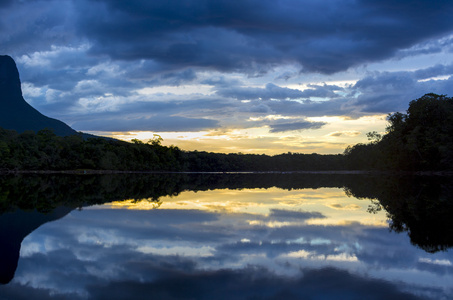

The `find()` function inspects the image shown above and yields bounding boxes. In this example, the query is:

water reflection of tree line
[1,173,452,253]
[344,175,453,253]
[0,173,351,214]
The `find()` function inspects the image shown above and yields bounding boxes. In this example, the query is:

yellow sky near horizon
[89,114,388,155]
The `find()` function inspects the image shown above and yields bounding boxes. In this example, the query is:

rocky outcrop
[0,55,77,136]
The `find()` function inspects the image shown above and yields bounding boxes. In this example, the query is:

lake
[0,173,452,299]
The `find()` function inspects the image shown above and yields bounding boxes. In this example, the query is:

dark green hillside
[0,55,77,136]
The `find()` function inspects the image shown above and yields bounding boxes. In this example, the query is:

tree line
[0,127,345,172]
[344,93,453,171]
[0,93,451,172]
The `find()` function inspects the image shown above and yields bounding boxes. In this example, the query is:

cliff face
[0,55,77,136]
[0,55,22,100]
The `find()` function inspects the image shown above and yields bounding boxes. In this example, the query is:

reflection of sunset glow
[101,198,162,210]
[100,187,388,227]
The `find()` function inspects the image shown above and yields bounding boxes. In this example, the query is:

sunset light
[1,1,453,298]
[1,0,450,155]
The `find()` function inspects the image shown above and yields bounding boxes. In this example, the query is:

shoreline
[1,169,452,176]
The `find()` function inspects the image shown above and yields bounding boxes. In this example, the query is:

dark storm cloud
[3,0,452,74]
[2,0,453,134]
[0,0,14,8]
[0,0,78,54]
[395,35,453,59]
[71,0,453,74]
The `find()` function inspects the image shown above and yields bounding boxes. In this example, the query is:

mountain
[0,55,78,136]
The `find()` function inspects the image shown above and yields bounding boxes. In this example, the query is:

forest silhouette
[345,93,453,171]
[1,93,452,172]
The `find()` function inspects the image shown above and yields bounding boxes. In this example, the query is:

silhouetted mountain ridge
[0,55,78,136]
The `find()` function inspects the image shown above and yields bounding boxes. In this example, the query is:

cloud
[328,131,361,137]
[85,266,425,300]
[4,0,453,75]
[0,1,79,55]
[351,71,453,113]
[395,35,453,59]
[264,98,355,118]
[4,263,425,300]
[269,121,327,133]
[0,0,14,9]
[71,115,218,132]
[268,209,326,221]
[17,53,453,134]
[70,0,453,74]
[2,0,453,140]
[327,203,362,210]
[217,83,341,101]
[217,83,303,101]
[413,63,453,80]
[61,95,238,132]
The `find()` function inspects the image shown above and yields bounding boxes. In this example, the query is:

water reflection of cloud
[282,250,359,263]
[4,188,452,299]
[150,187,389,227]
[418,258,452,266]
[103,198,163,210]
[268,208,326,221]
[136,245,215,257]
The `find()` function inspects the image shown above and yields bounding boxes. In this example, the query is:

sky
[1,0,453,154]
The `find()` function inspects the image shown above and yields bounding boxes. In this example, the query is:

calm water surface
[0,174,452,299]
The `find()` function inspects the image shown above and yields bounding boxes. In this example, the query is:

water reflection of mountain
[1,173,452,284]
[0,206,72,284]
